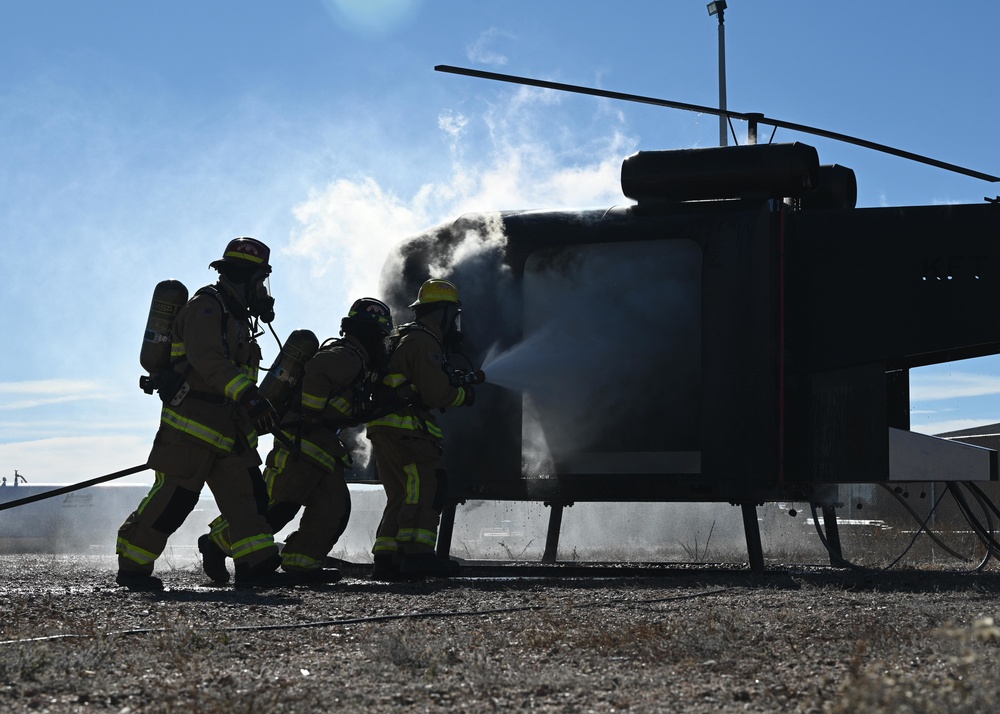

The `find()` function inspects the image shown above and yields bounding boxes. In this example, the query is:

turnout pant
[117,450,277,575]
[208,457,351,572]
[369,431,443,558]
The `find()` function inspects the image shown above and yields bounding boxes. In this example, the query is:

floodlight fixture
[707,1,727,17]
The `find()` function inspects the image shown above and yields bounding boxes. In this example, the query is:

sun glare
[321,0,423,38]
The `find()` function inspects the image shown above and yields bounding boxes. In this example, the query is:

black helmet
[210,237,271,274]
[211,237,275,322]
[341,297,393,337]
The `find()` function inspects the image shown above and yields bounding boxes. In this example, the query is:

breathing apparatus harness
[151,283,275,409]
[275,336,373,465]
[314,336,375,428]
[379,320,481,417]
[413,305,484,389]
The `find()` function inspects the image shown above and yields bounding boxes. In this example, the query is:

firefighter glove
[240,387,279,434]
[452,369,486,386]
[155,369,188,405]
[300,408,323,435]
[462,385,475,407]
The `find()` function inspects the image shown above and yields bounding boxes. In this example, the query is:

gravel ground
[1,553,1000,713]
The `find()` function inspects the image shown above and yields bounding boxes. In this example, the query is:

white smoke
[285,177,433,302]
[283,104,631,317]
[464,237,701,473]
[280,89,636,475]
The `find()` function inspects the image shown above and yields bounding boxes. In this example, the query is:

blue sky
[2,0,999,485]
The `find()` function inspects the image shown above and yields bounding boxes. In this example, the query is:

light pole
[707,1,728,147]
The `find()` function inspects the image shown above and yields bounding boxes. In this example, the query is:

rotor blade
[436,65,736,119]
[764,116,1000,182]
[435,65,1000,183]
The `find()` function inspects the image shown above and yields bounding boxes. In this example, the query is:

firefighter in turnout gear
[198,298,394,584]
[367,278,481,579]
[116,237,286,590]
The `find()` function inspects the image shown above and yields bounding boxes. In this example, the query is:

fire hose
[0,464,150,512]
[0,428,295,513]
[0,588,731,645]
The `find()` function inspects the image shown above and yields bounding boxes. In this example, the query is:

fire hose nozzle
[450,368,486,387]
[463,369,486,385]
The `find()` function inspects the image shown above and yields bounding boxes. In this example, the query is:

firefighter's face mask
[367,333,393,372]
[247,272,275,323]
[442,305,463,352]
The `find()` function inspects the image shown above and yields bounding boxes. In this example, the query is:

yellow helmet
[409,279,461,309]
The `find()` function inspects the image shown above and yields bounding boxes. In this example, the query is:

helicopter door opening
[900,355,1000,482]
[521,238,702,477]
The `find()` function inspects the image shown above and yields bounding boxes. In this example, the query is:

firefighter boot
[198,534,230,584]
[399,553,461,578]
[285,567,343,585]
[115,570,164,592]
[370,554,403,581]
[234,553,297,589]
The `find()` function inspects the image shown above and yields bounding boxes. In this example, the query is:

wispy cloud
[910,372,1000,402]
[466,28,513,67]
[912,418,1000,436]
[0,434,151,484]
[438,111,468,143]
[0,379,100,395]
[0,379,106,411]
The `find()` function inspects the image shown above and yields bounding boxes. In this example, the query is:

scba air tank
[140,280,189,374]
[259,329,320,408]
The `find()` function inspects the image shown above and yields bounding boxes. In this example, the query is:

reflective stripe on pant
[210,457,351,572]
[117,456,278,574]
[117,471,200,573]
[369,431,442,557]
[279,467,351,572]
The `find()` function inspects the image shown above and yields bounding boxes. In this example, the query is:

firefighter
[366,278,482,579]
[198,298,394,584]
[116,237,286,591]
